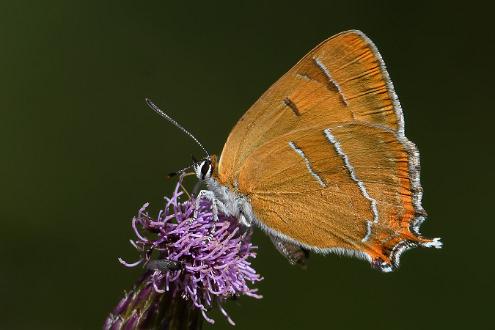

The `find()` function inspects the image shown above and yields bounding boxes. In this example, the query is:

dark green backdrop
[1,1,493,329]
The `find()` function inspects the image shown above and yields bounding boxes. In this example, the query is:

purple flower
[109,178,262,327]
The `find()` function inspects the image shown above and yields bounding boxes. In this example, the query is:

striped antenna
[145,98,210,158]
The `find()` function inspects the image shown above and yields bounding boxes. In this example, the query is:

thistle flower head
[115,179,262,326]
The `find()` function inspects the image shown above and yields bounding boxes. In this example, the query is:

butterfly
[147,30,442,272]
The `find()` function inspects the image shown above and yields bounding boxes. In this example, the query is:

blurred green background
[1,0,493,329]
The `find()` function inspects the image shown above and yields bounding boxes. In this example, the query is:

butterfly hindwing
[237,124,435,270]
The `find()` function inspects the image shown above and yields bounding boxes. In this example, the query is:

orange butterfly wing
[218,30,403,185]
[216,30,440,271]
[237,124,437,270]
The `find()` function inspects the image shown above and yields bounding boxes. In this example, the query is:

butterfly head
[193,155,217,181]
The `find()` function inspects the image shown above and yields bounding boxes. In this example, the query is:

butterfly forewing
[218,30,403,186]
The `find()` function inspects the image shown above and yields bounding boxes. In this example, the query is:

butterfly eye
[200,160,212,179]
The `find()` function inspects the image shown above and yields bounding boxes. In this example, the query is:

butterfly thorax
[205,177,256,226]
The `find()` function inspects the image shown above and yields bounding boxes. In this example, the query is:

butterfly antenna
[145,98,210,158]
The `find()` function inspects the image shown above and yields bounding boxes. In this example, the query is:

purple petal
[118,257,142,267]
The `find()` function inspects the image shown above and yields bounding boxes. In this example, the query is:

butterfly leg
[194,189,226,222]
[269,234,309,268]
[239,213,252,227]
